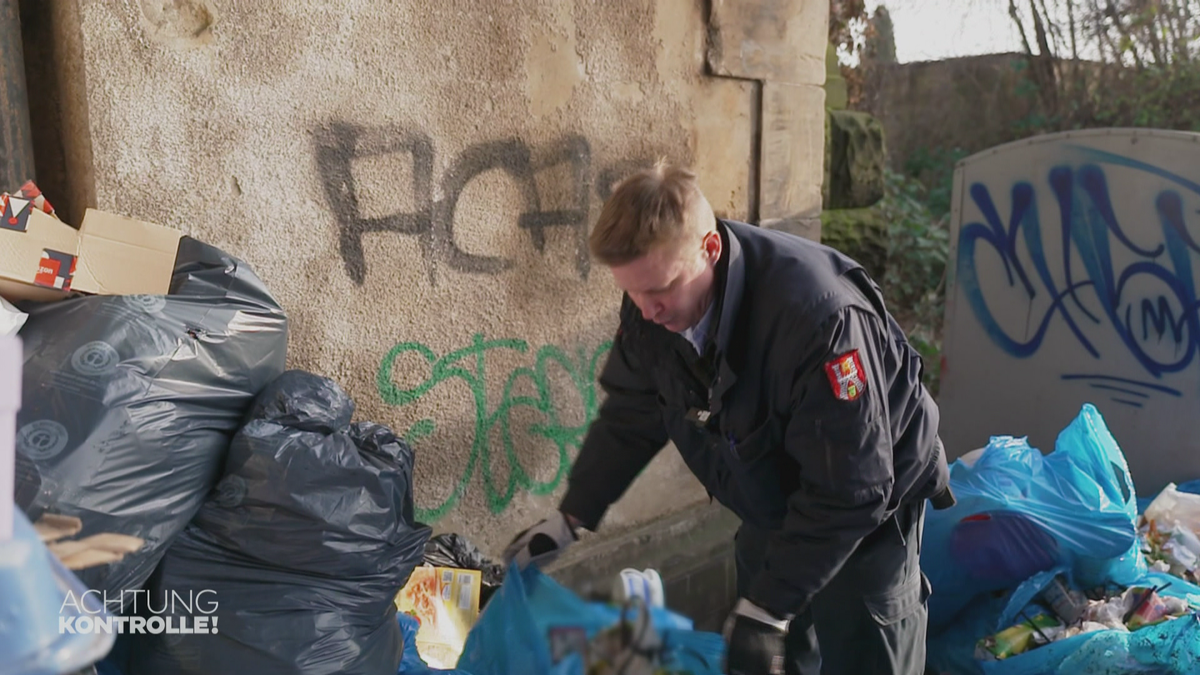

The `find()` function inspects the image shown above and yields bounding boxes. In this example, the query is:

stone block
[706,0,828,86]
[760,82,825,224]
[824,109,885,210]
[692,77,756,221]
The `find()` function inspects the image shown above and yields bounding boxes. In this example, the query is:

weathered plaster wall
[31,0,827,555]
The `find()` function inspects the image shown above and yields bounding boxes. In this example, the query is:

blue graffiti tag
[957,147,1200,404]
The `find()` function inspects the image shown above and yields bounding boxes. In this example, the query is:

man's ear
[702,230,722,263]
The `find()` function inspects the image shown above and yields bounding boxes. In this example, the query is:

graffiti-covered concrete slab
[941,129,1200,493]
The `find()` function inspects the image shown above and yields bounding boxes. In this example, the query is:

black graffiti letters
[315,124,596,285]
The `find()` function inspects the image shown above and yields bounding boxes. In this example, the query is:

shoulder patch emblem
[824,350,867,401]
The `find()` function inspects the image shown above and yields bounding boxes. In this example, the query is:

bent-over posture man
[505,162,954,675]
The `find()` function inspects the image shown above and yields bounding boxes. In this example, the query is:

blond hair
[588,160,716,266]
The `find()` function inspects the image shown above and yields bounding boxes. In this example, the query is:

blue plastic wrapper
[1,508,116,675]
[922,404,1145,629]
[928,593,1200,675]
[979,613,1200,675]
[456,564,725,675]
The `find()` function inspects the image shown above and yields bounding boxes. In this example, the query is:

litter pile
[1139,482,1200,585]
[924,404,1200,675]
[15,177,1199,675]
[0,184,726,675]
[974,576,1192,660]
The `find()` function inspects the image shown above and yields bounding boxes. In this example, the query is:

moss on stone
[820,206,887,280]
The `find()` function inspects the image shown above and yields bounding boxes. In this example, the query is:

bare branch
[1030,0,1057,57]
[1038,0,1066,52]
[1010,0,1038,54]
[1087,0,1128,63]
[1067,0,1081,59]
[1105,0,1147,67]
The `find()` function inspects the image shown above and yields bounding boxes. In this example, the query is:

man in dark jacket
[504,162,953,675]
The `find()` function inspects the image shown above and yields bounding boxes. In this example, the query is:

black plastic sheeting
[14,236,288,604]
[424,533,506,607]
[127,370,433,675]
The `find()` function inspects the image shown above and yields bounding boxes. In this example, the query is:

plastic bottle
[611,568,665,609]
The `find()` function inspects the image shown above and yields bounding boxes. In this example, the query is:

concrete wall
[24,0,829,556]
[940,129,1200,495]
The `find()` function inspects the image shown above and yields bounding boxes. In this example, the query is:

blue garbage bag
[456,564,725,675]
[1,508,117,675]
[980,612,1200,675]
[923,405,1145,628]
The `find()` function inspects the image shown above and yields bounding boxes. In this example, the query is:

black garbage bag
[14,236,287,604]
[424,533,506,607]
[127,370,433,675]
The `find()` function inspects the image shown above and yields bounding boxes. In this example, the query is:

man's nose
[633,293,662,319]
[637,299,662,322]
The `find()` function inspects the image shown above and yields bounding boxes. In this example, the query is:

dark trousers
[734,501,930,675]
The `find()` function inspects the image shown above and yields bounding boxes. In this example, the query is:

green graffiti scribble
[377,333,612,522]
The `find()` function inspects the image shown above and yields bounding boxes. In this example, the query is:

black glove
[501,511,578,569]
[722,598,790,675]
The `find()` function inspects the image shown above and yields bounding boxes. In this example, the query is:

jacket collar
[713,219,745,356]
[706,219,745,416]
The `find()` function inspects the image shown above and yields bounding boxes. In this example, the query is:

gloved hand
[722,598,790,675]
[502,511,578,569]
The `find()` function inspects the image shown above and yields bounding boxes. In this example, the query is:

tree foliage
[1001,0,1200,131]
[866,6,897,64]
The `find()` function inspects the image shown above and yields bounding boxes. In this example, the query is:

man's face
[609,231,722,333]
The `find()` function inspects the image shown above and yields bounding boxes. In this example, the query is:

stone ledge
[546,501,741,630]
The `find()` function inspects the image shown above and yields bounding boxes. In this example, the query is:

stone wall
[19,0,830,557]
[863,53,1036,174]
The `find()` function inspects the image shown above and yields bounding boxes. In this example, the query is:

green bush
[822,170,950,397]
[878,169,949,397]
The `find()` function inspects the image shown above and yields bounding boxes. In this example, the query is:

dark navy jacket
[560,219,950,615]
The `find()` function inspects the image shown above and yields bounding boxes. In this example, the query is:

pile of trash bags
[124,371,432,675]
[923,404,1200,675]
[9,230,724,675]
[15,237,288,604]
[8,237,438,675]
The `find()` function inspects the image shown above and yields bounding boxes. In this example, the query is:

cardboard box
[0,206,79,302]
[74,209,183,296]
[0,195,182,303]
[395,566,482,668]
